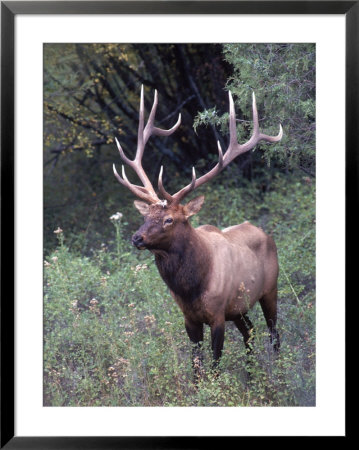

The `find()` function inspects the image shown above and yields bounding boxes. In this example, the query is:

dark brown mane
[154,224,211,303]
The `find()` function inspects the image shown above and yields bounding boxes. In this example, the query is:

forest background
[43,43,316,406]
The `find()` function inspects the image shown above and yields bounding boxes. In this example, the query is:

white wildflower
[109,212,123,222]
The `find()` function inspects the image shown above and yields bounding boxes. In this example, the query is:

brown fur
[132,197,280,380]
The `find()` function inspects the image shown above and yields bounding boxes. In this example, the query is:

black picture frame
[1,1,353,447]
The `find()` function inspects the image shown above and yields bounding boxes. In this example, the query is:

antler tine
[135,84,146,161]
[144,89,182,144]
[158,166,174,203]
[251,91,260,136]
[142,89,158,148]
[115,137,132,166]
[170,167,197,205]
[158,165,197,204]
[153,113,182,137]
[112,164,157,203]
[228,90,239,149]
[217,140,224,167]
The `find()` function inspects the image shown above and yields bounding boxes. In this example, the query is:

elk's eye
[164,217,173,225]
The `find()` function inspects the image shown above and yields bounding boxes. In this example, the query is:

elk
[113,86,283,380]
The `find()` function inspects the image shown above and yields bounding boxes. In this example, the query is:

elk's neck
[153,225,211,302]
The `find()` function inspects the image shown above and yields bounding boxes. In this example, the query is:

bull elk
[113,86,283,381]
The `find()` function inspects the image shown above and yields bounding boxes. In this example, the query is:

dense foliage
[43,44,316,407]
[195,44,315,174]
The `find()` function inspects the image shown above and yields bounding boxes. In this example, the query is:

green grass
[44,173,315,406]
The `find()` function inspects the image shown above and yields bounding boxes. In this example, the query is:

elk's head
[132,196,204,251]
[113,85,282,251]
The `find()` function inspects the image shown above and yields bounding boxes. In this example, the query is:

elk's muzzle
[132,232,146,250]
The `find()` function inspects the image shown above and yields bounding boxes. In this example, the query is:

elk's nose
[132,233,144,248]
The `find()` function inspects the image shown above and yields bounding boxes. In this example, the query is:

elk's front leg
[210,319,225,373]
[185,319,204,384]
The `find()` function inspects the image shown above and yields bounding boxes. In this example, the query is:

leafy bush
[194,43,315,175]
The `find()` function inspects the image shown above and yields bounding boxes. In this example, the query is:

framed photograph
[1,1,353,447]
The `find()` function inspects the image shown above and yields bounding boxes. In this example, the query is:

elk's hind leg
[259,288,280,352]
[234,313,255,354]
[234,313,255,383]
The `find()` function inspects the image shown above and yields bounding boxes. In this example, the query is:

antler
[160,90,283,205]
[113,85,181,203]
[114,88,282,206]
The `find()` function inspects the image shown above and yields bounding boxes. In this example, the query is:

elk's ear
[183,195,205,218]
[134,200,150,216]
